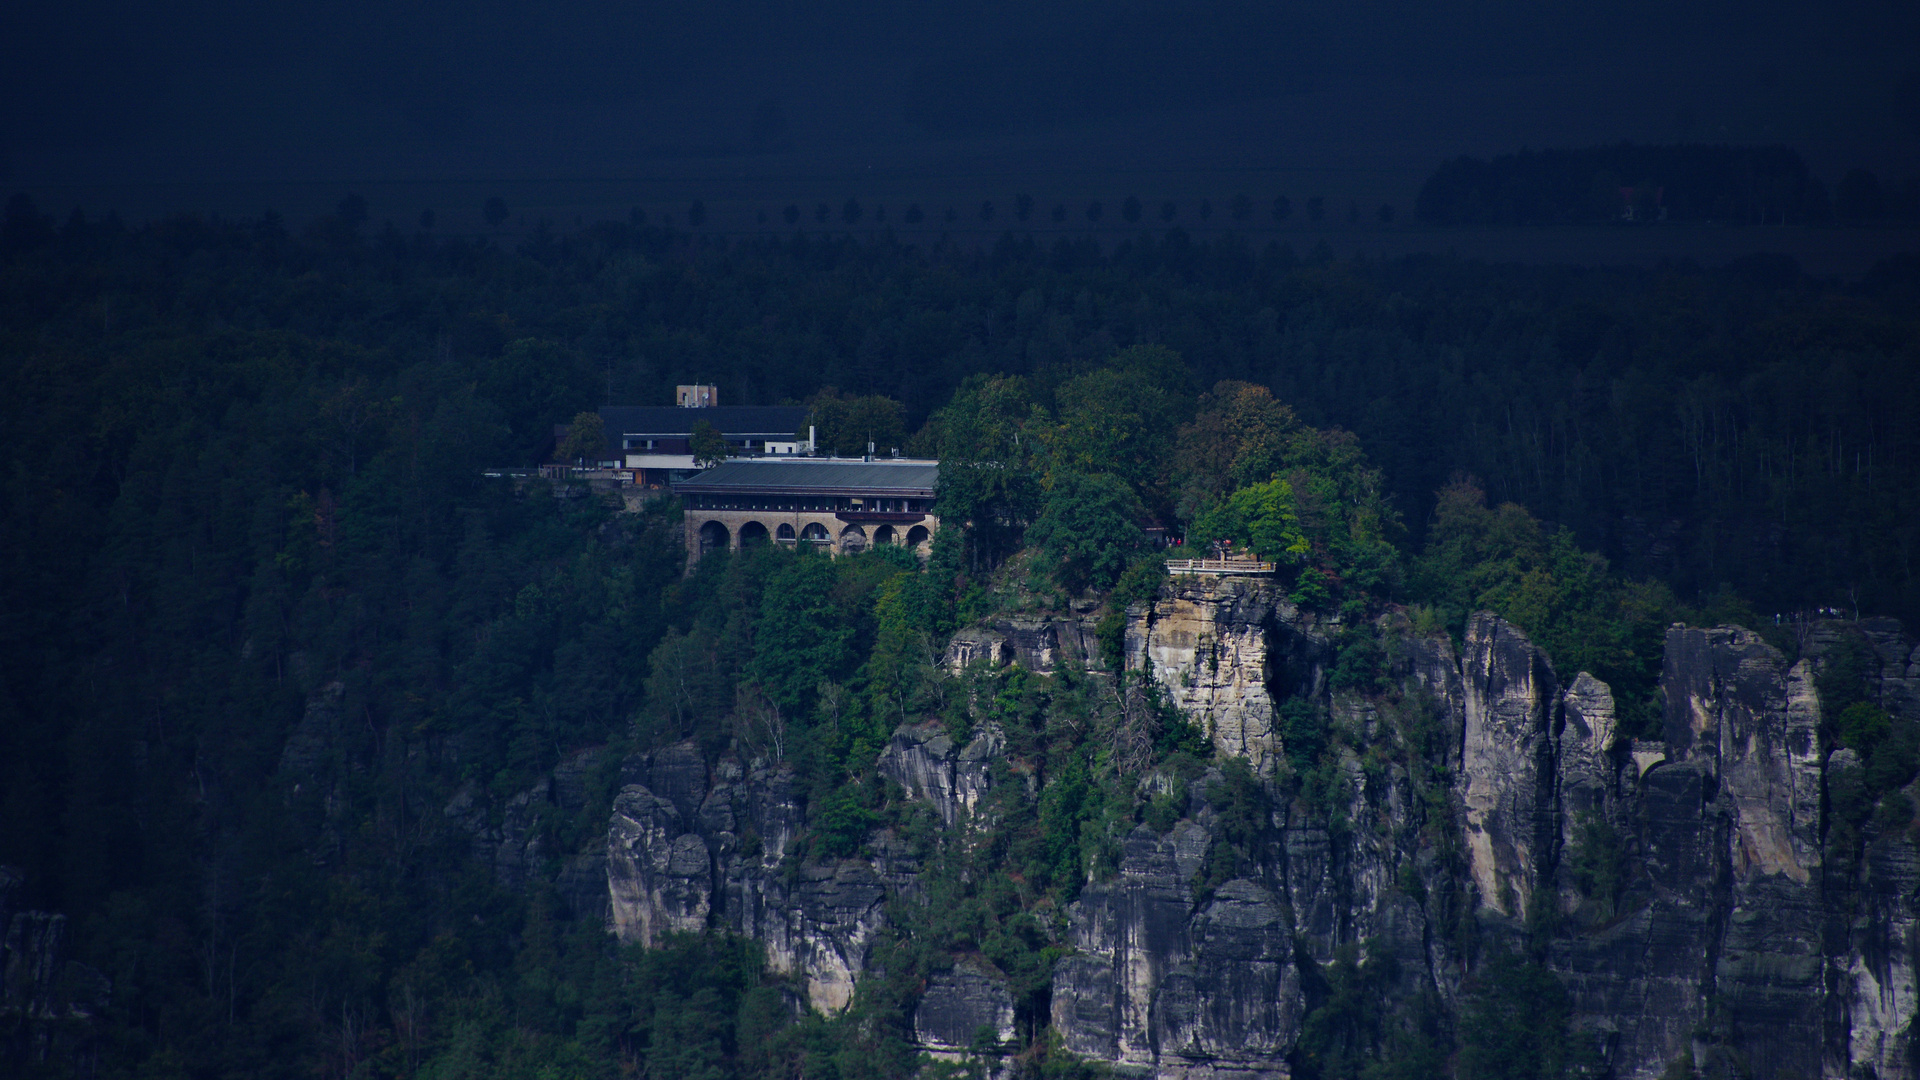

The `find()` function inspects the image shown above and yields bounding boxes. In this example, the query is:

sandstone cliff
[599,576,1920,1079]
[0,867,110,1077]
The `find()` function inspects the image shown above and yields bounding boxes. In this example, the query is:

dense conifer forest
[2,192,1918,1078]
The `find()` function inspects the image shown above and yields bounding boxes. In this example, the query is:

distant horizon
[16,186,1918,280]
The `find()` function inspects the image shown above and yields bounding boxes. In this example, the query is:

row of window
[683,495,926,513]
[622,438,774,451]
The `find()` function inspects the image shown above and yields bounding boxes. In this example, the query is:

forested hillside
[2,195,1918,1078]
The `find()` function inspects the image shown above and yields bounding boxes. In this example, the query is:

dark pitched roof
[674,460,938,497]
[597,405,807,441]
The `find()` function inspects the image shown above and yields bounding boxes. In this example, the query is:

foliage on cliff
[3,200,1917,1078]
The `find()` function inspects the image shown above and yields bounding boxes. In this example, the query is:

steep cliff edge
[0,867,111,1076]
[601,580,1920,1079]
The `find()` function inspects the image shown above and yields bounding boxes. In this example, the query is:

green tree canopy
[1187,477,1309,564]
[483,337,598,462]
[691,419,729,468]
[1047,345,1193,512]
[1409,476,1671,731]
[1173,380,1303,518]
[749,551,857,716]
[802,387,908,457]
[1173,383,1401,609]
[932,374,1046,571]
[1025,471,1146,594]
[555,410,607,463]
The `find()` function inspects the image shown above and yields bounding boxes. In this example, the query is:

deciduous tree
[1026,471,1145,593]
[690,419,729,467]
[555,410,606,464]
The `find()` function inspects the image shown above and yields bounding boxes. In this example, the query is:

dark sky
[5,0,1917,231]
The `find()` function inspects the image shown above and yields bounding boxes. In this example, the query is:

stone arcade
[672,457,939,566]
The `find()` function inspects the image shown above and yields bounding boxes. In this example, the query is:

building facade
[672,458,939,566]
[593,402,810,487]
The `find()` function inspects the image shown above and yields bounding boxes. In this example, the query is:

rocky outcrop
[876,721,999,825]
[1052,820,1306,1077]
[1459,611,1561,919]
[605,741,890,1014]
[1,868,110,1076]
[1125,578,1332,771]
[1847,820,1920,1079]
[944,614,1098,675]
[945,628,1014,673]
[600,600,1920,1079]
[1109,612,1916,1080]
[443,747,611,919]
[1557,674,1618,835]
[278,679,344,784]
[1654,626,1828,1077]
[916,963,1016,1055]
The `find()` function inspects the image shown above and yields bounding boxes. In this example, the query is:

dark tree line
[6,192,1916,626]
[1,191,1917,1078]
[1416,143,1839,225]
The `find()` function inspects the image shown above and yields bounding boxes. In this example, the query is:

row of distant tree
[462,192,1382,234]
[1415,143,1920,226]
[465,159,1917,237]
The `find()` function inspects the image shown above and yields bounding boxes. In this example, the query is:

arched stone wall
[681,509,938,569]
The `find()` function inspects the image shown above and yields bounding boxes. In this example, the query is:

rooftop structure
[592,402,811,485]
[672,457,940,564]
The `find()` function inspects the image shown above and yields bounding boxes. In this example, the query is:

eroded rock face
[876,721,1000,825]
[1847,827,1920,1079]
[945,628,1013,673]
[1459,612,1561,919]
[278,680,344,782]
[1555,672,1623,907]
[1051,748,1427,1080]
[0,868,109,1074]
[444,747,610,915]
[605,741,885,1014]
[1658,627,1829,1078]
[1133,610,1918,1080]
[1126,579,1331,772]
[608,784,711,944]
[916,965,1016,1054]
[943,616,1088,676]
[1053,821,1299,1075]
[599,608,1920,1079]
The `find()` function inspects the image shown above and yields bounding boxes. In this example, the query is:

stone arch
[906,524,931,552]
[800,522,831,544]
[873,524,897,547]
[739,520,770,547]
[699,520,731,554]
[838,524,868,554]
[776,523,796,541]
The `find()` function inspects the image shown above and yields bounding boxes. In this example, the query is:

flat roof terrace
[672,459,938,499]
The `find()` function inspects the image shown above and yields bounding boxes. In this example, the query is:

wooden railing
[1166,557,1277,576]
